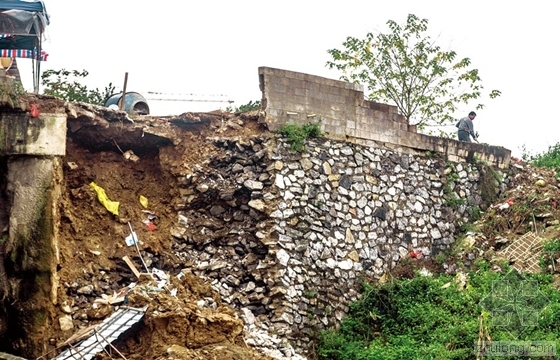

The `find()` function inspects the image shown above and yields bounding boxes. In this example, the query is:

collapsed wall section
[258,66,511,169]
[0,113,66,156]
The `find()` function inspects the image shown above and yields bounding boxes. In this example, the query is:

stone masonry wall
[173,131,504,356]
[258,66,511,169]
[267,136,492,352]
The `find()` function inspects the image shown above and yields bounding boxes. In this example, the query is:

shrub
[41,69,115,106]
[276,122,323,152]
[318,269,560,359]
[522,143,560,177]
[226,100,261,113]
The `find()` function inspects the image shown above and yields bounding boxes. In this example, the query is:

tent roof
[0,0,49,46]
[0,0,46,12]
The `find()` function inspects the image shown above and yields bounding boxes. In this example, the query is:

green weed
[522,143,560,177]
[276,122,323,152]
[226,100,261,113]
[318,269,560,359]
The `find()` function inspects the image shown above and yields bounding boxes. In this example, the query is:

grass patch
[318,268,560,359]
[226,100,261,113]
[522,143,560,177]
[540,238,560,273]
[276,122,322,152]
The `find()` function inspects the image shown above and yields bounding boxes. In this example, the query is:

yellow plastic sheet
[89,182,119,216]
[139,195,149,208]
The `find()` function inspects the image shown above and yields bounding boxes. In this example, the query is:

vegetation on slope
[318,263,560,360]
[318,143,560,360]
[522,143,560,177]
[277,122,323,152]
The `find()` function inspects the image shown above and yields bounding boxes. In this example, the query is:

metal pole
[127,222,149,273]
[67,344,88,360]
[94,330,129,360]
[119,72,129,111]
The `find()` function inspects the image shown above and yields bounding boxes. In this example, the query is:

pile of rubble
[41,111,306,360]
[52,265,278,360]
[442,159,560,275]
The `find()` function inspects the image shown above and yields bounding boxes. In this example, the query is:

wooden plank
[122,255,140,278]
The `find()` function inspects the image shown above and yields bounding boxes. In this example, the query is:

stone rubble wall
[258,66,511,169]
[171,132,494,356]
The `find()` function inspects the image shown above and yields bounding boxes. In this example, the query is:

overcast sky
[17,0,559,157]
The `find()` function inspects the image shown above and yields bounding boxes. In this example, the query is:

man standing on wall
[456,111,478,142]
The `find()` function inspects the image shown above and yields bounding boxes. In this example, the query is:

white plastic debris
[498,203,510,210]
[152,268,168,289]
[125,232,139,247]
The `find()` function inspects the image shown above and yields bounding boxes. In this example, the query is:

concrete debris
[58,315,74,332]
[123,149,139,162]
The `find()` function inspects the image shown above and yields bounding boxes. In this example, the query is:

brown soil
[389,258,444,279]
[47,110,272,359]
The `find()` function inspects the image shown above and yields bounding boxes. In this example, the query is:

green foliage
[459,222,476,233]
[277,122,323,152]
[540,239,560,272]
[239,100,260,112]
[41,69,116,106]
[227,100,261,113]
[522,143,560,177]
[443,166,466,209]
[433,252,447,264]
[0,79,26,107]
[543,238,560,252]
[473,258,491,271]
[318,270,560,360]
[467,206,482,221]
[445,195,466,208]
[326,14,501,130]
[425,150,439,158]
[305,289,317,298]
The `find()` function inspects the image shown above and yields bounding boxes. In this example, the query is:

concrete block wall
[259,66,511,169]
[1,113,67,156]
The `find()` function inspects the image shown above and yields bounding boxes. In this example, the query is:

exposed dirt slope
[48,110,273,359]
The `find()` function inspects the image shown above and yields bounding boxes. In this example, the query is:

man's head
[468,111,477,120]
